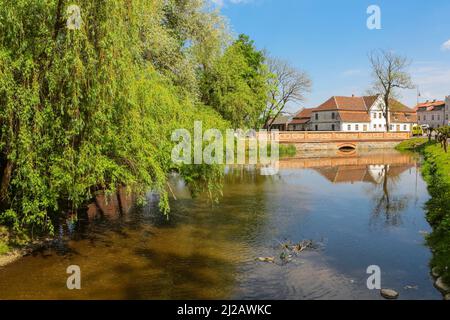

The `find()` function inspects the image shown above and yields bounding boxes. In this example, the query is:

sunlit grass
[420,142,450,285]
[395,138,428,151]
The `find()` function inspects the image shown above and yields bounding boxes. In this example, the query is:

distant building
[288,108,313,131]
[267,115,291,131]
[446,96,450,126]
[291,95,416,132]
[416,100,447,128]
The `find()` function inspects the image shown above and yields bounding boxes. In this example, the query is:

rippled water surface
[0,150,441,300]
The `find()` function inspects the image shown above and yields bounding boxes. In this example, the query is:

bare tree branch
[262,57,311,129]
[369,50,414,131]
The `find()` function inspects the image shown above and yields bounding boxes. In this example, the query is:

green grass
[247,143,297,159]
[279,144,297,158]
[418,142,450,285]
[0,241,9,255]
[395,138,428,151]
[0,226,11,255]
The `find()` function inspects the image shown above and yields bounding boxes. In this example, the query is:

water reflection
[0,150,441,300]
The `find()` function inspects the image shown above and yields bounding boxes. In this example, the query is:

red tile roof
[290,118,310,125]
[391,112,417,123]
[337,111,371,123]
[294,108,314,119]
[415,100,445,112]
[314,95,414,113]
[315,96,378,112]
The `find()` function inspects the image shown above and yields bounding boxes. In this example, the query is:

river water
[0,150,441,300]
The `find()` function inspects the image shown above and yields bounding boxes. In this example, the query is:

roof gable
[315,95,380,112]
[294,108,314,119]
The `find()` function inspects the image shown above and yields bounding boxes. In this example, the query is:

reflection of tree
[370,165,410,227]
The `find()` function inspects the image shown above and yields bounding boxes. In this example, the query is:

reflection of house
[416,100,447,128]
[289,95,416,132]
[315,165,379,184]
[314,164,413,185]
[367,165,386,184]
[288,108,313,131]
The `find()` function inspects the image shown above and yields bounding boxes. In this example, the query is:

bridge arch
[337,143,357,152]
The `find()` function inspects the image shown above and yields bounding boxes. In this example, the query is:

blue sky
[213,0,450,112]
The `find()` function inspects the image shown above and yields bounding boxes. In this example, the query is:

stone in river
[380,289,399,300]
[256,257,275,263]
[435,277,450,293]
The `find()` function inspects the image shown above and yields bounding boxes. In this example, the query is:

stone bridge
[265,131,412,151]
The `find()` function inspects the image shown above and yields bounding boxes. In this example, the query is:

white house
[303,95,416,132]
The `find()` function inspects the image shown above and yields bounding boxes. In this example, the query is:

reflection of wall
[278,150,415,169]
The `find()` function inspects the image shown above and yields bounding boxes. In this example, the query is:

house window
[355,124,359,131]
[424,116,427,121]
[432,115,435,121]
[315,113,319,120]
[438,115,440,121]
[373,124,376,129]
[315,125,318,131]
[390,125,393,131]
[373,113,377,119]
[379,113,382,119]
[418,115,421,121]
[331,112,335,120]
[347,124,352,131]
[379,124,382,128]
[332,124,335,131]
[404,125,407,131]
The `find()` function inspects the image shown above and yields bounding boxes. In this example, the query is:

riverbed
[0,150,441,300]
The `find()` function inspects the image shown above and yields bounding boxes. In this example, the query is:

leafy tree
[262,57,311,130]
[0,0,228,238]
[201,34,270,129]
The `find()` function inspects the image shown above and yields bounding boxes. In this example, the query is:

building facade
[446,96,450,126]
[288,108,312,131]
[416,100,447,128]
[305,95,416,132]
[268,115,291,131]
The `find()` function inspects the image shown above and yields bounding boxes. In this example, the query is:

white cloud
[442,39,450,51]
[400,61,450,106]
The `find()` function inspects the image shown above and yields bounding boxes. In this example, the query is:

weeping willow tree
[0,0,228,238]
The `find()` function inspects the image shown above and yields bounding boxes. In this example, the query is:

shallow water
[0,150,441,300]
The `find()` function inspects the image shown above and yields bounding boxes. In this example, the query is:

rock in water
[435,277,450,293]
[380,289,399,300]
[256,257,275,263]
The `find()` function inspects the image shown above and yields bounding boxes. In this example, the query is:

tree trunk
[0,159,13,204]
[116,189,124,216]
[384,97,390,132]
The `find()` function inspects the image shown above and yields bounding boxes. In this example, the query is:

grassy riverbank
[396,138,450,291]
[0,226,10,255]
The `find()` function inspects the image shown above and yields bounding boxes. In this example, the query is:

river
[0,149,441,300]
